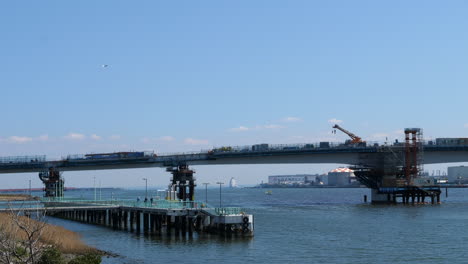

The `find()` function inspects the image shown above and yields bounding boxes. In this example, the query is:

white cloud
[184,138,209,145]
[64,133,85,140]
[230,124,285,132]
[159,136,175,141]
[328,118,343,124]
[90,134,101,140]
[263,124,285,129]
[230,126,250,132]
[464,124,468,128]
[394,130,405,135]
[7,136,33,144]
[282,117,302,122]
[38,135,49,141]
[109,135,121,140]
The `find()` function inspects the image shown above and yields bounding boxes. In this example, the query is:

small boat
[265,190,272,195]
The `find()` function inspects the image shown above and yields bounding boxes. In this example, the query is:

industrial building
[447,166,468,184]
[268,174,321,185]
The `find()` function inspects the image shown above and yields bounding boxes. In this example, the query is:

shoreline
[0,194,40,201]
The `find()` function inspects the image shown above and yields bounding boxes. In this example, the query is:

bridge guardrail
[0,155,46,164]
[40,198,245,215]
[41,198,207,210]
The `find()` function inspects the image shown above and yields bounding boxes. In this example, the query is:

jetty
[0,198,254,237]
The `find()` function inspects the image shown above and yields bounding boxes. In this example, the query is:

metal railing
[213,207,244,215]
[41,198,245,215]
[0,155,46,164]
[41,198,205,210]
[4,140,468,166]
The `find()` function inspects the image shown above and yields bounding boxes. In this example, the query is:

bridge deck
[1,143,467,174]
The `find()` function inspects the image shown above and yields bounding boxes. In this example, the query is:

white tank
[229,177,238,188]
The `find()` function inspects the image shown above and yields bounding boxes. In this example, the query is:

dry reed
[0,212,97,254]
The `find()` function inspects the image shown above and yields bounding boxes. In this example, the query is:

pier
[0,199,254,237]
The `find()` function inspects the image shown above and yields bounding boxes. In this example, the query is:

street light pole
[216,182,224,207]
[203,183,209,204]
[93,177,96,201]
[143,178,148,200]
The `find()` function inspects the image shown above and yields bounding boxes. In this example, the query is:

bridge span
[1,139,468,203]
[1,143,467,174]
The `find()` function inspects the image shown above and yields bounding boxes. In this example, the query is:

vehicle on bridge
[65,151,155,161]
[85,151,155,159]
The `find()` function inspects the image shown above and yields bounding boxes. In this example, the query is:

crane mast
[333,124,364,144]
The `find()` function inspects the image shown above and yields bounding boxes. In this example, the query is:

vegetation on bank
[0,194,39,201]
[0,211,102,264]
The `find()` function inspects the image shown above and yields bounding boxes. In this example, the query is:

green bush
[68,253,101,264]
[38,247,65,264]
[15,246,27,257]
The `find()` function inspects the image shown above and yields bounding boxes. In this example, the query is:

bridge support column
[167,165,196,201]
[39,167,64,198]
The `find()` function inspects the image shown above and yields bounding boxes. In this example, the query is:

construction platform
[372,186,442,204]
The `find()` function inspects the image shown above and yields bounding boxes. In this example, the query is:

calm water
[44,187,468,264]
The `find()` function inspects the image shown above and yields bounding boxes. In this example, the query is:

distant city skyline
[1,1,468,188]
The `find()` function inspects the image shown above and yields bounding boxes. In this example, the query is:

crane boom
[332,124,364,144]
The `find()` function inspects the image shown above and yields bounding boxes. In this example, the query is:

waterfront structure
[448,166,468,184]
[268,174,320,185]
[1,199,254,237]
[229,177,238,188]
[328,168,356,186]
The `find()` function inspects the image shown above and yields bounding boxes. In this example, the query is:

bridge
[1,132,468,203]
[1,143,467,173]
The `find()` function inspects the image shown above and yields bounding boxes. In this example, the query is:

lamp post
[143,178,148,200]
[99,180,102,200]
[203,183,209,204]
[93,177,96,201]
[216,182,224,207]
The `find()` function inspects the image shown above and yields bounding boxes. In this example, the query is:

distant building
[268,174,321,185]
[448,166,468,183]
[229,177,238,188]
[328,168,356,186]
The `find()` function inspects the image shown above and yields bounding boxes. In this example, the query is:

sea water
[45,187,468,264]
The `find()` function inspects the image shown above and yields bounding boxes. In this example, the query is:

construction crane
[332,124,364,144]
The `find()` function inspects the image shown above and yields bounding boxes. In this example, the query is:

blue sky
[1,1,468,189]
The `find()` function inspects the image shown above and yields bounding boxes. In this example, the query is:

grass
[0,194,38,201]
[0,212,97,254]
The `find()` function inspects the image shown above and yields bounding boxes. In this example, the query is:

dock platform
[0,198,254,237]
